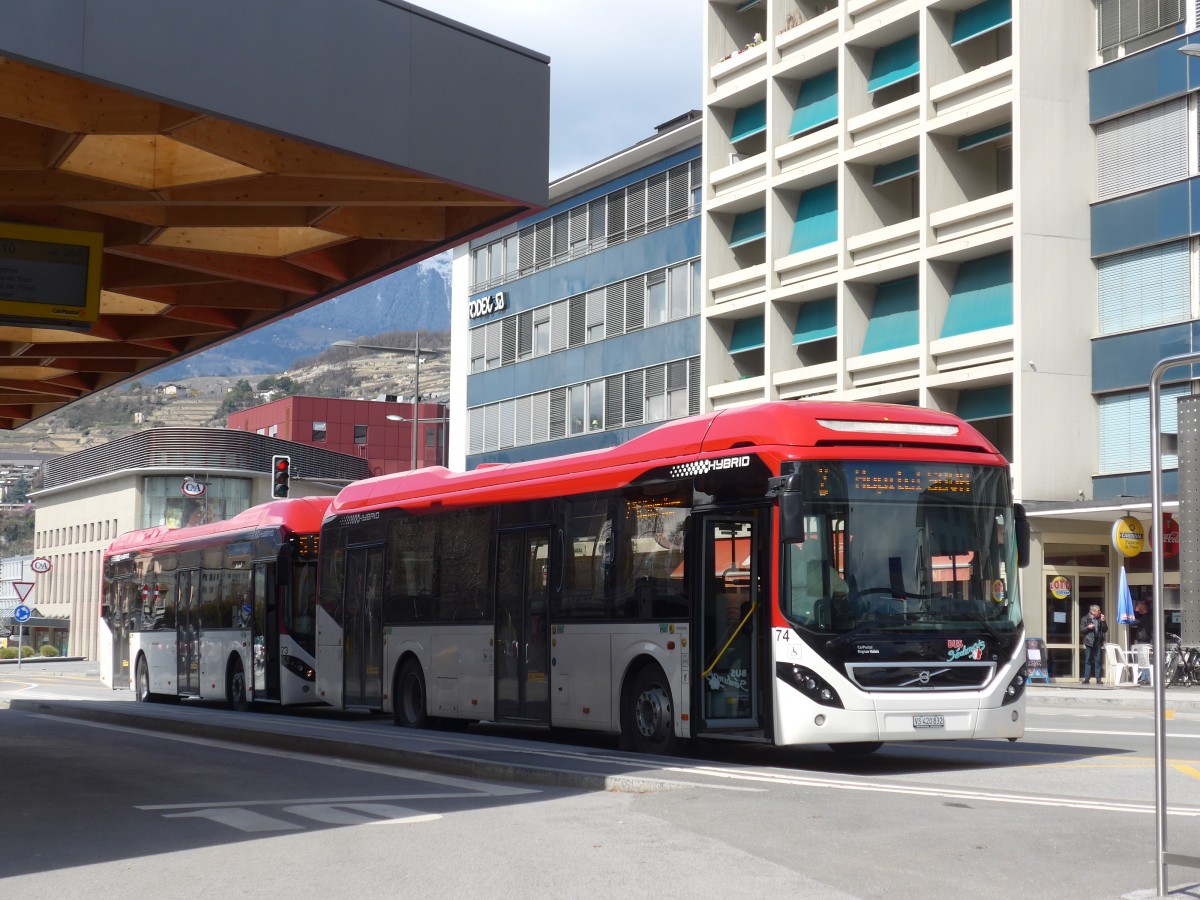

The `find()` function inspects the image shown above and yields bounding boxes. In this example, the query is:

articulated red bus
[316,400,1029,753]
[101,497,329,708]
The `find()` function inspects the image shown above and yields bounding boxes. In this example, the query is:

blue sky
[412,0,702,179]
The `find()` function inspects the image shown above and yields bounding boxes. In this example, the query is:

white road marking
[669,764,1200,817]
[282,803,440,826]
[164,807,302,833]
[1025,726,1200,739]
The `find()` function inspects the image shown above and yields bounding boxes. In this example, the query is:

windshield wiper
[954,610,1006,644]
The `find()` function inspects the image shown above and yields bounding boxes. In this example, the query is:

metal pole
[17,619,22,671]
[411,332,420,471]
[1150,358,1168,897]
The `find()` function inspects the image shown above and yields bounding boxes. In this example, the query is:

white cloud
[412,0,701,179]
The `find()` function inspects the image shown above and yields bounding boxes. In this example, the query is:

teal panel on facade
[730,208,766,247]
[861,276,918,354]
[941,251,1012,338]
[872,154,919,186]
[951,0,1012,45]
[957,385,1012,421]
[957,122,1012,151]
[730,316,765,353]
[789,182,838,253]
[789,69,838,136]
[867,34,919,93]
[793,298,836,344]
[731,100,767,143]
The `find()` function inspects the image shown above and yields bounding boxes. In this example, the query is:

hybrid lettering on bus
[316,401,1029,753]
[101,497,329,708]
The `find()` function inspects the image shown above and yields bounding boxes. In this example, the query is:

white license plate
[913,715,945,729]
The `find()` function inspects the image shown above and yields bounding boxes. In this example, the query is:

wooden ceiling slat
[0,58,164,134]
[20,342,172,360]
[125,283,293,311]
[0,119,51,169]
[100,255,229,290]
[74,203,323,228]
[159,175,508,206]
[315,207,448,241]
[88,315,229,343]
[0,378,84,399]
[106,245,328,293]
[168,117,437,181]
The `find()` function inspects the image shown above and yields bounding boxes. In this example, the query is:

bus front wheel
[228,657,250,712]
[621,664,679,756]
[394,659,428,729]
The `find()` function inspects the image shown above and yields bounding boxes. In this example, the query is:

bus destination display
[815,462,974,497]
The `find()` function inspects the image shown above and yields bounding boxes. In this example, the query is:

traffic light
[271,455,291,498]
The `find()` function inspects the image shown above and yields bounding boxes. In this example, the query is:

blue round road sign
[14,605,31,623]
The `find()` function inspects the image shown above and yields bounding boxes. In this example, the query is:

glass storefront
[142,476,252,529]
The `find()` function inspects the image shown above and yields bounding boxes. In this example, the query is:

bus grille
[845,662,996,691]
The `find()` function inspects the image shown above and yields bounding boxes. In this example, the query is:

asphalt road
[4,662,1200,898]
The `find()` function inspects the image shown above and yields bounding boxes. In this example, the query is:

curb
[8,698,687,794]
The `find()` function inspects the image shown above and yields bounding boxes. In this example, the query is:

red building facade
[227,396,448,476]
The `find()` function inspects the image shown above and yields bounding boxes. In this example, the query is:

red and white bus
[316,401,1029,753]
[101,497,329,709]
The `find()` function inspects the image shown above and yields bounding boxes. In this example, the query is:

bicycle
[1163,636,1200,687]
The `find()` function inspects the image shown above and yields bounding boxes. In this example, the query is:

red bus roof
[105,496,333,557]
[329,400,1005,517]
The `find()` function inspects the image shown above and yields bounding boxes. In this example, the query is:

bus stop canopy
[0,0,549,429]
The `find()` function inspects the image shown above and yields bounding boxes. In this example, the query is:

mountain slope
[149,254,453,380]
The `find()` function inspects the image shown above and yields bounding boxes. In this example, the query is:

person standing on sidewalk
[1080,603,1108,684]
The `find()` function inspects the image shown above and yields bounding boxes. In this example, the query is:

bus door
[698,514,764,733]
[343,544,384,709]
[252,562,279,702]
[176,569,199,696]
[494,527,551,723]
[111,578,133,688]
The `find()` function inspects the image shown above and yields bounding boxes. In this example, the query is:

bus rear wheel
[135,656,153,702]
[394,659,428,729]
[228,658,250,712]
[621,664,679,756]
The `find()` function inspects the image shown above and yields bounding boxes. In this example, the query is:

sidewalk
[1027,679,1200,712]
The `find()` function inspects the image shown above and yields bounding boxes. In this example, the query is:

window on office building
[354,424,368,445]
[1097,240,1190,335]
[312,421,327,442]
[1096,98,1187,201]
[1097,383,1187,474]
[1097,0,1184,60]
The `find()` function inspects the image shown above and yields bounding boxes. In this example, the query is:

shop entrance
[1043,569,1107,681]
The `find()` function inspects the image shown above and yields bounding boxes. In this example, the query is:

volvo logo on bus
[668,455,752,479]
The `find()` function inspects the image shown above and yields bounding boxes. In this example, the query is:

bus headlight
[776,663,844,709]
[282,655,316,682]
[1000,671,1025,706]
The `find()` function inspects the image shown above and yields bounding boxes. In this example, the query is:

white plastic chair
[1132,643,1154,686]
[1104,643,1135,686]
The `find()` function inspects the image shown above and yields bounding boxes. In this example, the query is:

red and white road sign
[13,581,33,601]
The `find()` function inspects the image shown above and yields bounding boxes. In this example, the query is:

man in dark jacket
[1080,603,1107,684]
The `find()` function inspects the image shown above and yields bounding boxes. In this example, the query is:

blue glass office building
[450,113,703,469]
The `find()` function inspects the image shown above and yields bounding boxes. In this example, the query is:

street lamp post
[333,334,439,471]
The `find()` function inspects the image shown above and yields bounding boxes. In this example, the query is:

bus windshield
[781,460,1021,641]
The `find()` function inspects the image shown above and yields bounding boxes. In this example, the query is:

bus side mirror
[772,473,806,544]
[1015,503,1030,568]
